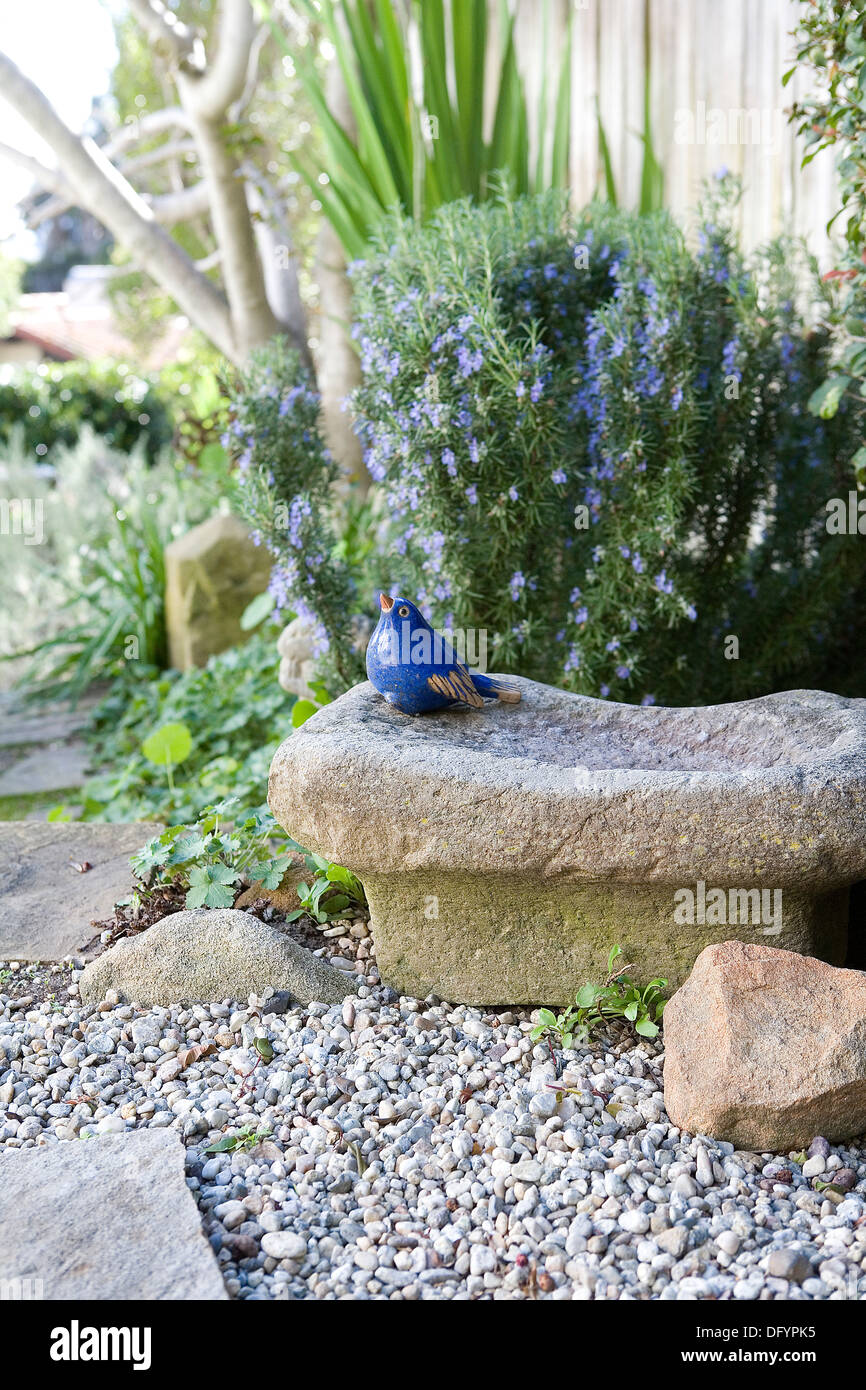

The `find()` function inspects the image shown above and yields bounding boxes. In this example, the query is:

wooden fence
[514,0,839,264]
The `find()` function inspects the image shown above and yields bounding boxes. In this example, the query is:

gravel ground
[2,921,866,1302]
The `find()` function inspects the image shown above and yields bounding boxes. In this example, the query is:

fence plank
[517,0,839,265]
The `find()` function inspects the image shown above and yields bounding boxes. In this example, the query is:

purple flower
[510,571,526,601]
[514,381,526,399]
[615,664,630,680]
[508,486,519,502]
[551,468,567,485]
[441,447,458,478]
[465,485,478,504]
[654,569,674,595]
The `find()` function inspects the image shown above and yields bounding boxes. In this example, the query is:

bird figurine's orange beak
[379,593,394,612]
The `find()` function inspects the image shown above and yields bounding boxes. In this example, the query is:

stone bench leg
[362,872,849,1005]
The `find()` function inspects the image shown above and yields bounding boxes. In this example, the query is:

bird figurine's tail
[470,672,521,704]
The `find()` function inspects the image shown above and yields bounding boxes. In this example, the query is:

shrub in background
[0,359,173,464]
[226,339,367,694]
[230,186,866,705]
[790,0,866,483]
[347,184,865,703]
[1,426,223,697]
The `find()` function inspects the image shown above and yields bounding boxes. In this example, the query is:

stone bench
[268,680,866,1005]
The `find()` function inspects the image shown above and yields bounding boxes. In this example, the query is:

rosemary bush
[226,340,365,693]
[230,186,866,704]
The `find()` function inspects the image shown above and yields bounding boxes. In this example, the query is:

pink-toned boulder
[663,940,866,1151]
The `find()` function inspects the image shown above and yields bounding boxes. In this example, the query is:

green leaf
[205,1135,238,1154]
[253,1037,274,1062]
[807,374,850,419]
[574,983,601,1009]
[185,863,239,909]
[240,591,275,631]
[488,15,529,195]
[549,13,572,188]
[321,893,351,916]
[291,699,319,728]
[596,98,618,205]
[634,1017,659,1038]
[47,805,71,822]
[141,722,192,768]
[255,858,289,891]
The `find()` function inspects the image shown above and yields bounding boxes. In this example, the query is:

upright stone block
[164,512,271,670]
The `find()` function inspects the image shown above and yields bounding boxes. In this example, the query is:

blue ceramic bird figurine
[366,592,521,715]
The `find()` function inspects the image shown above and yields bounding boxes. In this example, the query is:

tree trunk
[313,51,364,485]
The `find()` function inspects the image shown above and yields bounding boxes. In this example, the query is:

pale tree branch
[24,180,210,231]
[125,0,204,72]
[0,49,236,359]
[101,107,192,162]
[173,0,281,356]
[0,141,72,199]
[182,0,257,119]
[119,140,198,176]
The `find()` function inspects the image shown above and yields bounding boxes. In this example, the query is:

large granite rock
[0,822,161,962]
[663,941,866,1150]
[164,512,271,670]
[80,907,357,1007]
[0,1129,226,1300]
[268,680,866,1004]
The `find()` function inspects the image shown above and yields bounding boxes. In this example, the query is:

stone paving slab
[0,1130,227,1300]
[0,742,91,796]
[0,706,89,748]
[0,822,161,961]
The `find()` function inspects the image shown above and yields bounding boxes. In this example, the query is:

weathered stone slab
[0,705,89,748]
[80,907,358,1007]
[0,1129,226,1300]
[0,742,90,796]
[165,512,271,670]
[0,822,160,961]
[663,940,866,1150]
[268,680,866,1003]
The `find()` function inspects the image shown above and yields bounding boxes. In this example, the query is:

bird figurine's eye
[397,605,410,617]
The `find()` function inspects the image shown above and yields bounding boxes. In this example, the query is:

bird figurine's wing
[427,667,484,708]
